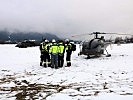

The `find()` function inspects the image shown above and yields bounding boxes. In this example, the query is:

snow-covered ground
[0,44,133,100]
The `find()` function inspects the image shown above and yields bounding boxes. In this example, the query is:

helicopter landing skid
[105,49,111,57]
[106,54,111,57]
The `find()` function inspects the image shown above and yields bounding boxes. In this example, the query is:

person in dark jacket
[40,39,51,67]
[65,39,73,67]
[40,39,45,66]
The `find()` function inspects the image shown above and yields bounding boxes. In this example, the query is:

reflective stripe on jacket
[41,43,49,52]
[66,43,72,51]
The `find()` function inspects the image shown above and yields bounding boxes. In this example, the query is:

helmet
[52,39,56,43]
[45,39,49,43]
[65,39,69,42]
[65,39,69,44]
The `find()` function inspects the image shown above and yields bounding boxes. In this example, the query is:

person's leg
[61,55,64,67]
[66,52,71,67]
[51,54,54,68]
[47,54,51,67]
[58,55,61,67]
[55,54,58,69]
[43,55,47,67]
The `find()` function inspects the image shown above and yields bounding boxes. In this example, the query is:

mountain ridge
[0,30,60,42]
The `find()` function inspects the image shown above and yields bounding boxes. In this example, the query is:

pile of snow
[0,44,133,100]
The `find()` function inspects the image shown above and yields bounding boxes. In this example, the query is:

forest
[0,30,59,44]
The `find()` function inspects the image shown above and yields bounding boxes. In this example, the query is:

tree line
[114,36,133,44]
[0,30,59,44]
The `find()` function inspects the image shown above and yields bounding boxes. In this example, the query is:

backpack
[71,43,76,51]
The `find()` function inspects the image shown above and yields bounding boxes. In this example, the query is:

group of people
[39,39,76,69]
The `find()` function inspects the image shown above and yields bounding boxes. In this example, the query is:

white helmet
[65,39,69,43]
[45,39,49,42]
[65,39,69,42]
[52,39,56,43]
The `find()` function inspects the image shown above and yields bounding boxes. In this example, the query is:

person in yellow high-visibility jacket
[49,39,59,69]
[58,40,65,67]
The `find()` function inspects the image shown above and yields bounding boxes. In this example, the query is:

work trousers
[40,53,51,67]
[66,51,72,67]
[58,54,64,67]
[51,54,58,69]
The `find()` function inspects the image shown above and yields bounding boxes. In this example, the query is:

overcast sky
[0,0,133,38]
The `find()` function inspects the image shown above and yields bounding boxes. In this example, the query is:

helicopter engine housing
[80,39,104,56]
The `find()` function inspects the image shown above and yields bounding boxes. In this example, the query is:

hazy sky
[0,0,133,38]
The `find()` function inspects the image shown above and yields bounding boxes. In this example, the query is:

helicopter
[71,32,114,58]
[72,32,133,58]
[78,32,113,58]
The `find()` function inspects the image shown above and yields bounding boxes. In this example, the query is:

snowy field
[0,44,133,100]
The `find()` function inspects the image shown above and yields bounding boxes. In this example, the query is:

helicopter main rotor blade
[71,32,106,37]
[71,32,133,38]
[92,32,106,34]
[71,33,92,37]
[105,33,133,36]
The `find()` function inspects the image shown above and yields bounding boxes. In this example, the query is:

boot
[40,62,42,66]
[43,64,47,68]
